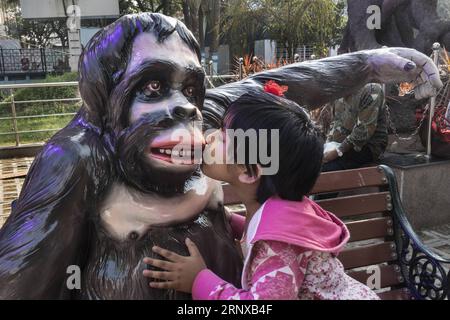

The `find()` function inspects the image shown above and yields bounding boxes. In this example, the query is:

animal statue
[0,13,442,299]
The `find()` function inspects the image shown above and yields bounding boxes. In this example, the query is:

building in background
[20,0,119,72]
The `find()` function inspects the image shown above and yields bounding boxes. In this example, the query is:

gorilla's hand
[367,47,443,99]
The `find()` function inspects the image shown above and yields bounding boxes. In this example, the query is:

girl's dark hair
[223,91,324,203]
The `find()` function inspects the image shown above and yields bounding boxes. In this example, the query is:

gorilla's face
[115,32,206,195]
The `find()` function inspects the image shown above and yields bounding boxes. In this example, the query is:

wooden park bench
[223,165,450,300]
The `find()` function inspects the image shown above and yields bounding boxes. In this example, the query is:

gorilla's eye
[142,80,162,98]
[183,86,196,98]
[149,80,160,91]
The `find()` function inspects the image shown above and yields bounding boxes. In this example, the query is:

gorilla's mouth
[150,144,198,164]
[148,128,204,166]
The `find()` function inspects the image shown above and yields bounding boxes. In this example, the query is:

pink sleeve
[229,213,245,240]
[192,240,309,300]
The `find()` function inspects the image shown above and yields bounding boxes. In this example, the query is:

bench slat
[346,216,392,242]
[316,192,390,218]
[310,167,386,194]
[340,242,396,269]
[378,288,411,300]
[224,167,387,205]
[0,170,28,180]
[346,264,404,289]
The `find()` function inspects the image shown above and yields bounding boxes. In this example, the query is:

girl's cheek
[204,130,233,165]
[201,162,231,183]
[214,132,228,164]
[223,136,235,164]
[202,132,222,164]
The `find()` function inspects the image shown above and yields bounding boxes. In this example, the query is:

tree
[221,0,346,59]
[118,0,222,55]
[2,1,68,49]
[119,0,181,16]
[260,0,345,58]
[203,0,221,54]
[221,0,266,58]
[181,0,202,40]
[20,19,60,48]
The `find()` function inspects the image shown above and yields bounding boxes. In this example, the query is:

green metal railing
[0,81,81,147]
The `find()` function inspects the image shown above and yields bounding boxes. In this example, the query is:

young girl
[143,85,380,300]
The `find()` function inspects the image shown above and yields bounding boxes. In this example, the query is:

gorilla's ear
[78,55,110,129]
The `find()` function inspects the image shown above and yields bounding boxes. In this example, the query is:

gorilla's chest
[80,180,242,300]
[99,178,223,241]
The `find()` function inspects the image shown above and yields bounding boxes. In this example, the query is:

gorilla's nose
[172,105,198,121]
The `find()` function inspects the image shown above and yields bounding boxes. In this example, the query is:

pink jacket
[192,196,379,300]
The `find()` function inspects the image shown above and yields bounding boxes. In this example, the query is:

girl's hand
[142,238,206,293]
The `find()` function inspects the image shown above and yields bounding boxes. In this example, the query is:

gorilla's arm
[204,47,442,128]
[0,124,111,299]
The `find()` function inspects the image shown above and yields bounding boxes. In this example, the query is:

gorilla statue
[0,13,442,299]
[340,0,450,54]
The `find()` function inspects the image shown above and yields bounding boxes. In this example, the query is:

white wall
[329,46,340,57]
[80,27,100,46]
[254,39,276,64]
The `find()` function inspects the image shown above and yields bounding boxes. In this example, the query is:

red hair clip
[263,80,288,97]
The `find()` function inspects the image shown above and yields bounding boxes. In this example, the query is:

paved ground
[416,224,450,260]
[385,135,450,260]
[0,157,32,226]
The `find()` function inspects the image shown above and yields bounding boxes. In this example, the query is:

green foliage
[119,0,182,16]
[221,0,266,57]
[222,0,346,58]
[3,1,68,48]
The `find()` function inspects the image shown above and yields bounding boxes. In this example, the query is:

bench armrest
[380,165,450,300]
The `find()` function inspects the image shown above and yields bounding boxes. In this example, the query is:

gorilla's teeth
[167,150,194,157]
[159,149,165,154]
